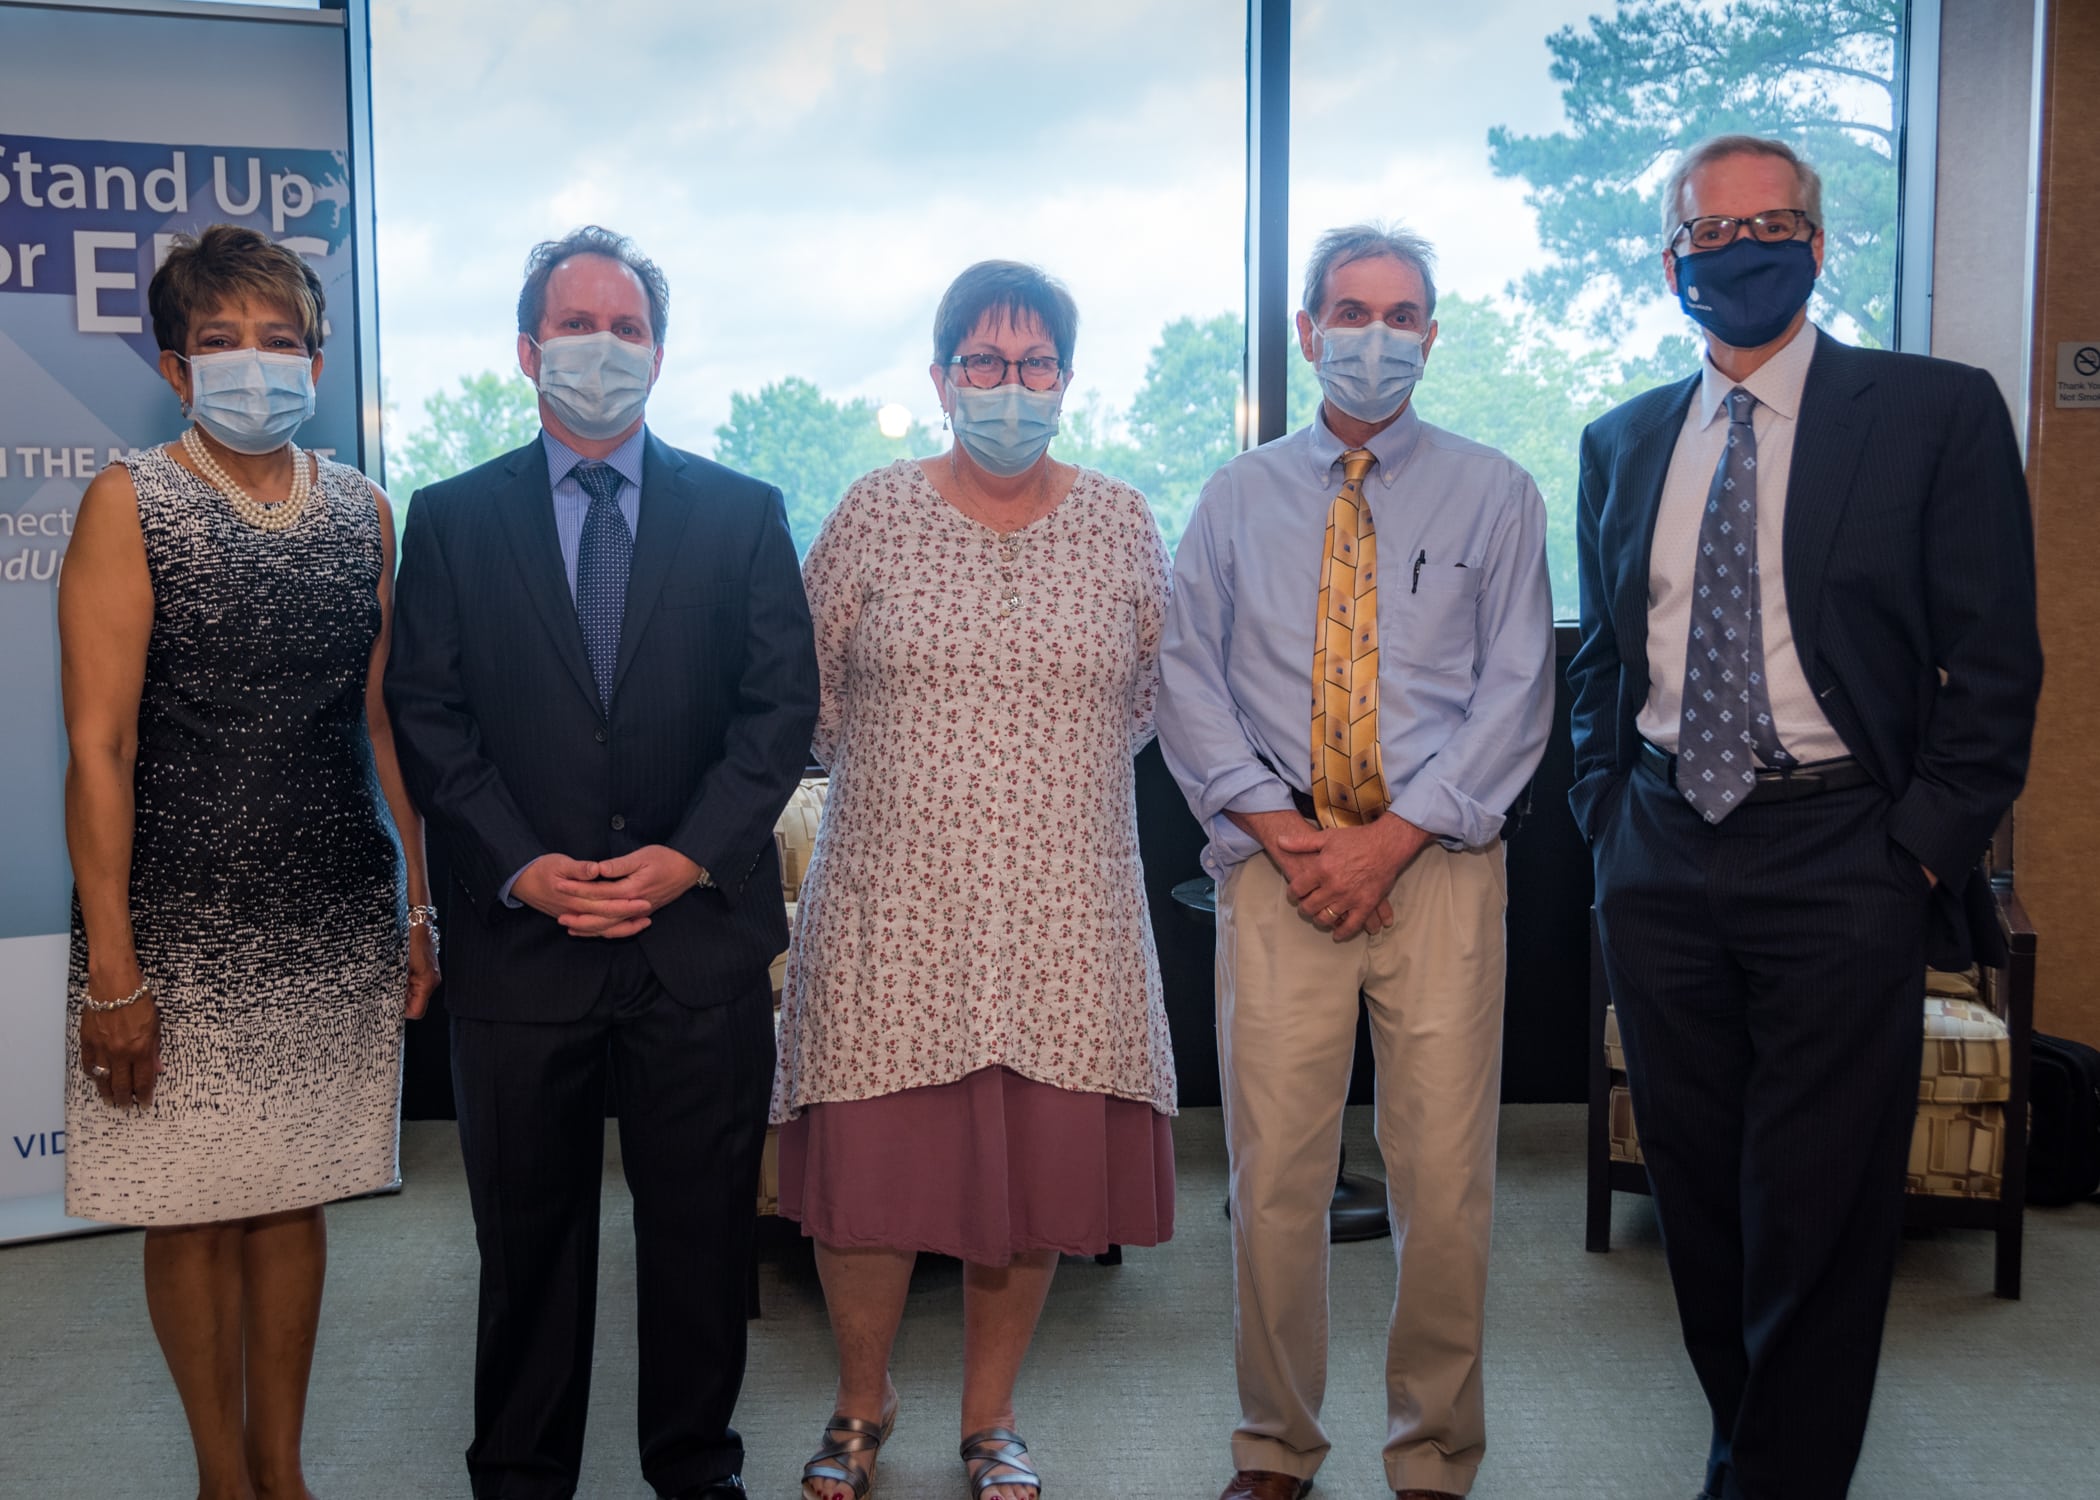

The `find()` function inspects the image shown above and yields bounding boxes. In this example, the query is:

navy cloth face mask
[1674,237,1818,350]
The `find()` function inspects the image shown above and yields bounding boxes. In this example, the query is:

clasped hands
[514,845,702,939]
[1235,808,1435,942]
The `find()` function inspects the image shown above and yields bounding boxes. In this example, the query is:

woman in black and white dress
[59,224,437,1500]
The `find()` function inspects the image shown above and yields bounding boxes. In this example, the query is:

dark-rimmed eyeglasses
[1669,208,1818,254]
[947,353,1065,391]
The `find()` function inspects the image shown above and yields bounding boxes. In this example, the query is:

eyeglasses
[1669,208,1817,254]
[947,353,1065,391]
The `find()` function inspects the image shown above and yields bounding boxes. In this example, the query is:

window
[1287,0,1909,615]
[373,0,1911,606]
[372,2,1245,553]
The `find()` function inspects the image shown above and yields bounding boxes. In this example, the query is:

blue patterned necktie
[573,461,632,712]
[1676,387,1792,824]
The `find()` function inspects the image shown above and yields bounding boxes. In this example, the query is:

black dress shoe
[674,1478,746,1499]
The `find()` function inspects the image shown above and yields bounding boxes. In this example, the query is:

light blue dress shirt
[499,427,647,907]
[543,425,644,598]
[1157,404,1556,879]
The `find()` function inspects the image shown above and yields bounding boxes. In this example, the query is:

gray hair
[1301,223,1439,322]
[1661,134,1825,241]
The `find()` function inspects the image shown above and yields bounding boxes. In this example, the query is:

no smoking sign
[2057,342,2100,406]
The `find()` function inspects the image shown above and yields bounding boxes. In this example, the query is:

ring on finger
[1322,905,1339,923]
[89,1063,111,1079]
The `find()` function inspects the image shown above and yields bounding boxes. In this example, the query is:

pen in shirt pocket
[1411,552,1467,594]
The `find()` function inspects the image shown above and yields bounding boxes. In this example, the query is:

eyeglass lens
[955,354,1063,390]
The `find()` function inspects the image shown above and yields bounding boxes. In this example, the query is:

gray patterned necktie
[1676,387,1792,823]
[573,461,632,712]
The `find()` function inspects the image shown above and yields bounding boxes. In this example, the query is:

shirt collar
[542,425,646,492]
[1696,321,1817,428]
[1304,401,1423,487]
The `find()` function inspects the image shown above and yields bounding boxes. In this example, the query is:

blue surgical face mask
[949,380,1063,477]
[1313,322,1426,424]
[1674,236,1818,350]
[182,348,316,454]
[532,331,656,441]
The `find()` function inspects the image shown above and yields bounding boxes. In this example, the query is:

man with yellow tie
[1158,223,1556,1500]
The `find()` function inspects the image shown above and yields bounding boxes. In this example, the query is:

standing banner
[0,0,379,1243]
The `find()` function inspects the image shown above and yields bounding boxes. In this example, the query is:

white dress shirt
[1637,322,1847,763]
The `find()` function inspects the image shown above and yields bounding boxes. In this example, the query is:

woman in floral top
[776,261,1177,1500]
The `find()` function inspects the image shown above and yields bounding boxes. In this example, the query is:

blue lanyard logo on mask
[1676,237,1818,351]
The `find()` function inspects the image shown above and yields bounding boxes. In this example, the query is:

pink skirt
[778,1066,1175,1266]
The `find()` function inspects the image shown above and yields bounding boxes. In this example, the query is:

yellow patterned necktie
[1310,448,1390,827]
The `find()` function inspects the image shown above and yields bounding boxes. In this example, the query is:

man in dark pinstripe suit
[385,227,817,1500]
[1567,138,2041,1500]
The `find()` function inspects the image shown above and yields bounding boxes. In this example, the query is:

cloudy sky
[361,0,1642,453]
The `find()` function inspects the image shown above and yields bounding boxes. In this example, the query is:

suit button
[610,814,626,831]
[594,728,608,744]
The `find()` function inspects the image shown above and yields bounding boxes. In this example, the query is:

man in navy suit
[1568,137,2041,1500]
[385,227,817,1500]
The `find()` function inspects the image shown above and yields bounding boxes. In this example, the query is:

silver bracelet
[407,905,440,941]
[81,980,150,1013]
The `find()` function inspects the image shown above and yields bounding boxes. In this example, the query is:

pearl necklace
[181,426,310,533]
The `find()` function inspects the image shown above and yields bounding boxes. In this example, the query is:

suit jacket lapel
[1614,376,1699,681]
[494,442,600,713]
[608,432,697,706]
[1782,337,1873,675]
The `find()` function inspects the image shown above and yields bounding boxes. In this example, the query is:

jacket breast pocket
[1387,563,1478,675]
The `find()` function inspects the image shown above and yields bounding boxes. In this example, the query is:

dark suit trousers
[451,944,775,1500]
[1593,769,1929,1500]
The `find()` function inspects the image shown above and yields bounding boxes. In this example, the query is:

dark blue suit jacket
[1567,334,2042,967]
[383,430,819,1021]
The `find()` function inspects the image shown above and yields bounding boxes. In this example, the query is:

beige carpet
[3,1105,2095,1498]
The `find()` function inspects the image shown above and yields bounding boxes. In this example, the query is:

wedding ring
[1322,906,1338,923]
[90,1064,110,1078]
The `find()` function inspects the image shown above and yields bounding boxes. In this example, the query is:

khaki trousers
[1216,842,1506,1495]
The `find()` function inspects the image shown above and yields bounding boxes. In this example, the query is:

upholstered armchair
[1585,878,2038,1298]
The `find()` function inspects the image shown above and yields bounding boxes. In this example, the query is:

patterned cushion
[775,777,830,904]
[1925,965,1982,1002]
[1906,1101,2007,1199]
[1603,978,2013,1200]
[1919,995,2011,1104]
[1610,1084,2007,1200]
[1603,1003,1627,1073]
[1608,1083,1641,1165]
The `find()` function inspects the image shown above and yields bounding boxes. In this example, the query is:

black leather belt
[1637,739,1873,804]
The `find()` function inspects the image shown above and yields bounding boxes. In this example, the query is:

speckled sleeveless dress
[63,445,406,1227]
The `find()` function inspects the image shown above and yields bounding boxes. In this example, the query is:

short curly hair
[148,223,325,355]
[516,225,670,344]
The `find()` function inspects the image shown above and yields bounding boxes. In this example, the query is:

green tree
[1411,294,1626,607]
[1143,300,1618,608]
[1487,0,1901,346]
[1050,389,1139,486]
[1122,313,1247,540]
[385,370,540,500]
[712,377,938,553]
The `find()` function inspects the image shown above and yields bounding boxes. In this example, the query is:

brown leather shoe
[1218,1472,1313,1500]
